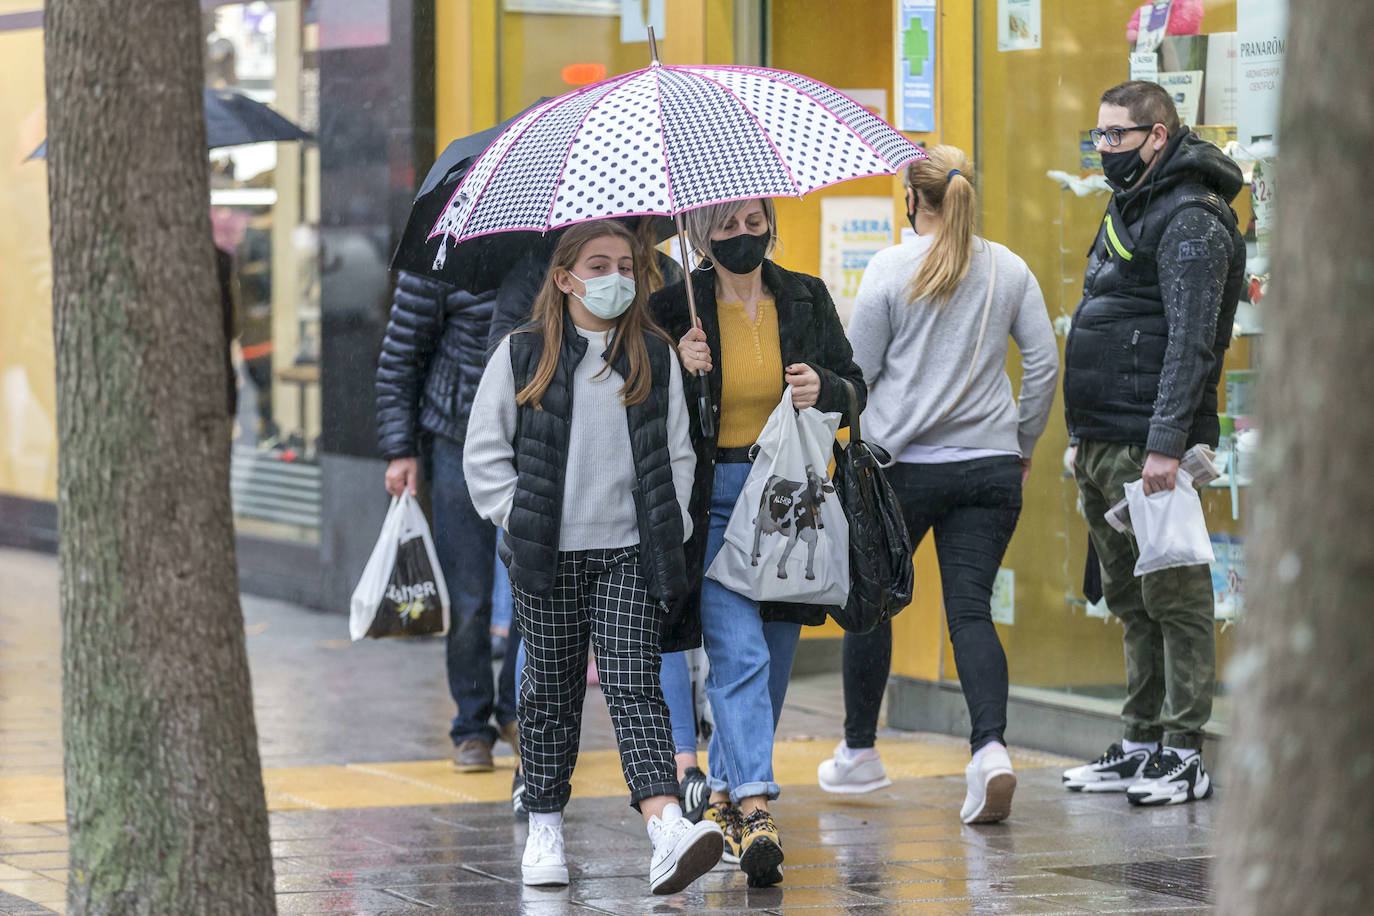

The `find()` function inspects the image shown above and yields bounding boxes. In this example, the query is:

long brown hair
[515,220,674,409]
[904,145,977,305]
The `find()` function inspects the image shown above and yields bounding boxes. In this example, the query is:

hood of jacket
[1116,128,1245,216]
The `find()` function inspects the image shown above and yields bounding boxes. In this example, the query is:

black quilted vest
[504,318,688,607]
[1064,131,1245,447]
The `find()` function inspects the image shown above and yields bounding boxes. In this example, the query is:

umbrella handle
[696,371,715,440]
[674,212,715,440]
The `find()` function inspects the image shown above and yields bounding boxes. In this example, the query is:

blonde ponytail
[903,145,977,306]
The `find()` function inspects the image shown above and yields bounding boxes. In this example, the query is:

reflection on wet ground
[0,549,1215,914]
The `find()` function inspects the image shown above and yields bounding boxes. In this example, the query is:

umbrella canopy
[427,63,925,253]
[390,98,553,287]
[29,86,310,159]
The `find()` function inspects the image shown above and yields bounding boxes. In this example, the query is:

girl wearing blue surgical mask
[464,219,721,895]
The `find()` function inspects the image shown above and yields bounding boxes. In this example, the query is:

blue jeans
[432,436,519,746]
[699,461,801,803]
[492,538,514,631]
[660,650,699,756]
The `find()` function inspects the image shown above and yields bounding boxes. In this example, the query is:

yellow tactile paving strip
[0,736,1071,825]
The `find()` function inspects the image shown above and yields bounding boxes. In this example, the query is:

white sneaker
[961,744,1016,824]
[1061,742,1154,792]
[817,742,893,794]
[647,815,723,895]
[521,821,569,887]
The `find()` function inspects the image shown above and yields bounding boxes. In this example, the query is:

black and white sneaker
[1062,742,1154,792]
[512,767,528,819]
[680,767,709,823]
[1126,750,1212,806]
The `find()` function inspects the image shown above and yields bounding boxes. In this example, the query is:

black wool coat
[648,260,867,650]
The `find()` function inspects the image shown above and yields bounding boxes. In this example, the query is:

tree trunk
[1215,2,1374,913]
[44,1,276,913]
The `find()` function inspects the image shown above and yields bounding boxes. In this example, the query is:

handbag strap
[931,242,996,427]
[838,376,862,445]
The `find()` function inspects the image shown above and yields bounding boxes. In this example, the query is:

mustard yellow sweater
[717,297,784,448]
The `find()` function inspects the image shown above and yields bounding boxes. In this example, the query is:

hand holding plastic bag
[1124,467,1215,576]
[349,491,451,640]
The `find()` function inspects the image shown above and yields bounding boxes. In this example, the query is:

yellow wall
[0,24,56,501]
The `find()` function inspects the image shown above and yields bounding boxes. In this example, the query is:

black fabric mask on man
[710,231,771,273]
[1100,146,1150,192]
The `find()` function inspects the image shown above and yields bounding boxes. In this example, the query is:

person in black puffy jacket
[375,270,520,774]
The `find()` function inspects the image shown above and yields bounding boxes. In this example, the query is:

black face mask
[906,208,919,236]
[1100,146,1150,192]
[710,231,770,274]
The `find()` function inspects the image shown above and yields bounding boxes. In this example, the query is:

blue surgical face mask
[569,271,637,320]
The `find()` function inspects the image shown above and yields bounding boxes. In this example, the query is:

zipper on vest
[1130,329,1141,401]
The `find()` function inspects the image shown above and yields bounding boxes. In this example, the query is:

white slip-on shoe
[647,815,724,895]
[521,821,569,887]
[817,741,894,794]
[1061,742,1155,792]
[961,744,1016,824]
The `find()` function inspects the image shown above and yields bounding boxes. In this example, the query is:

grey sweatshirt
[463,325,694,550]
[847,237,1060,459]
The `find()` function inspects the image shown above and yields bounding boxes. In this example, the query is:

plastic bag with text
[349,492,451,640]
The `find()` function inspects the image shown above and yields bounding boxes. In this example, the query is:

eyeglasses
[1090,125,1156,147]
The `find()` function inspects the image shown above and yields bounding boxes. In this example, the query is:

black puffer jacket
[649,261,866,645]
[375,271,495,459]
[505,319,688,618]
[1064,129,1246,457]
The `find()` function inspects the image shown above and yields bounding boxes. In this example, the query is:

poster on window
[1237,0,1287,146]
[820,197,895,327]
[997,0,1040,51]
[895,0,937,132]
[1158,70,1203,125]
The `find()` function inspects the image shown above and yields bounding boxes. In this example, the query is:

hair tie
[946,169,962,182]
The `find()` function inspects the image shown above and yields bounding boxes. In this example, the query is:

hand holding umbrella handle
[674,212,716,440]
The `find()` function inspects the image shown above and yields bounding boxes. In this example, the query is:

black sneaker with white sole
[512,767,528,819]
[680,767,709,823]
[1062,742,1155,792]
[1126,750,1212,806]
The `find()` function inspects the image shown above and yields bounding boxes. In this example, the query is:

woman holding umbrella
[649,198,866,887]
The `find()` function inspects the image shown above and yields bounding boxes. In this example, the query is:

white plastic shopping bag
[349,491,451,640]
[1123,467,1216,576]
[706,389,850,606]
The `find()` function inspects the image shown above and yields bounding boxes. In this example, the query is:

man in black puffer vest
[1061,81,1245,807]
[375,270,520,774]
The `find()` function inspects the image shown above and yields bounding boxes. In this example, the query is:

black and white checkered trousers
[513,546,680,813]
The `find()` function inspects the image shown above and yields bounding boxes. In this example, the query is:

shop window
[208,0,322,543]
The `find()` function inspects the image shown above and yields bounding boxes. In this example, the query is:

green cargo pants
[1075,440,1215,750]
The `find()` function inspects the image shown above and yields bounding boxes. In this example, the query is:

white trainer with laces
[817,741,893,794]
[961,743,1016,824]
[647,815,724,895]
[521,821,569,887]
[1126,750,1212,806]
[1062,742,1155,792]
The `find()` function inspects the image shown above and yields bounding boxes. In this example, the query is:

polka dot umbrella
[429,64,924,257]
[430,35,926,434]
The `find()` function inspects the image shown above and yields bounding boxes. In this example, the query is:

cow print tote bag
[705,388,850,607]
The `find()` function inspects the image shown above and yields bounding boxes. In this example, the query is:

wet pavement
[0,548,1216,914]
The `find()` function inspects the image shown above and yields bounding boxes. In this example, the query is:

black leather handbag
[829,378,915,633]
